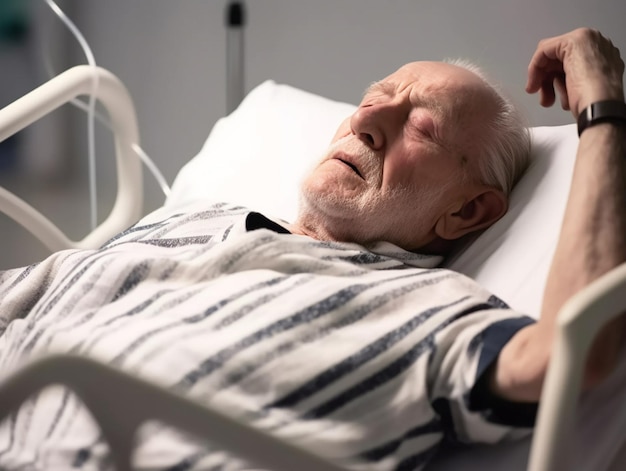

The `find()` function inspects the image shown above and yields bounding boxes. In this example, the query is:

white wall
[246,0,625,124]
[2,0,625,268]
[67,0,227,215]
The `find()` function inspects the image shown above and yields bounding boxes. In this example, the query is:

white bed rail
[0,261,624,471]
[528,260,626,471]
[0,65,142,252]
[0,355,348,471]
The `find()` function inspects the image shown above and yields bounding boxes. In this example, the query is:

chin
[299,182,370,221]
[296,190,363,241]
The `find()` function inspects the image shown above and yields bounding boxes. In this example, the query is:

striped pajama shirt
[0,202,536,471]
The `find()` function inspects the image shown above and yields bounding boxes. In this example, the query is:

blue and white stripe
[0,202,532,471]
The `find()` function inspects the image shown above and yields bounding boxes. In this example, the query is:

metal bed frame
[0,66,142,252]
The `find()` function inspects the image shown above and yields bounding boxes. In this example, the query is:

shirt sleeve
[467,317,539,428]
[427,293,538,445]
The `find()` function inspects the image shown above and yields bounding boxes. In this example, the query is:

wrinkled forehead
[382,61,496,119]
[388,61,487,91]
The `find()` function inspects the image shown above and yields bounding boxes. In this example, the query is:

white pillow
[445,124,577,317]
[167,81,579,319]
[167,80,355,223]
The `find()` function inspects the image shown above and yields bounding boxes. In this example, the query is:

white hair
[445,58,531,196]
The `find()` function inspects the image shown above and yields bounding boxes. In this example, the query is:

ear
[434,188,507,241]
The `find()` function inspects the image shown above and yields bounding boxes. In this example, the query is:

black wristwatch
[577,100,626,136]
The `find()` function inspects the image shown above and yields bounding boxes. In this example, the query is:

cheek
[381,150,423,191]
[382,144,456,192]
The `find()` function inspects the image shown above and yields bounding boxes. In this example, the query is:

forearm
[493,122,626,402]
[544,123,626,318]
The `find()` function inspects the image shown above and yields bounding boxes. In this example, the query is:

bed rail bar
[528,260,626,471]
[0,355,348,471]
[0,65,142,252]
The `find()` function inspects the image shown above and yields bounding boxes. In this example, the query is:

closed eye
[407,122,434,141]
[416,127,433,139]
[408,113,438,142]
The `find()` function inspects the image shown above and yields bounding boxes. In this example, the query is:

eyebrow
[362,80,448,119]
[362,80,395,98]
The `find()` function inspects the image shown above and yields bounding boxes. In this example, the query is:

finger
[554,74,570,110]
[526,52,549,93]
[527,59,567,95]
[526,36,567,92]
[540,79,556,107]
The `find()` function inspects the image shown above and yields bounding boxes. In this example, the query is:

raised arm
[493,28,626,402]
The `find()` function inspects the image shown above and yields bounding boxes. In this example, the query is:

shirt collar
[241,211,442,269]
[245,212,291,234]
[364,240,443,268]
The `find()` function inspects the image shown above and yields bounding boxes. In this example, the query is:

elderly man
[0,28,623,471]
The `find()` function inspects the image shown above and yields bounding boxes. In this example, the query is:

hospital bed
[0,65,625,471]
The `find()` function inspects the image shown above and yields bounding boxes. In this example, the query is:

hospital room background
[0,0,625,270]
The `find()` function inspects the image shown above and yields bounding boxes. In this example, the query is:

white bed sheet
[166,80,626,470]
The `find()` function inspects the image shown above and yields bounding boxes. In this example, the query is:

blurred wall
[1,0,625,268]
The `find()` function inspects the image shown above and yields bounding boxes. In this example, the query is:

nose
[350,105,385,150]
[349,102,400,151]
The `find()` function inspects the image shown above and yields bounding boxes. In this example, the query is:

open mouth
[337,158,363,179]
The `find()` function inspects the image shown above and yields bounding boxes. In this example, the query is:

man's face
[298,61,498,251]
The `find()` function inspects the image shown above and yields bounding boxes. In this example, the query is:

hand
[526,28,625,118]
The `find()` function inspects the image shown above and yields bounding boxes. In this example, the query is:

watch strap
[577,100,626,136]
